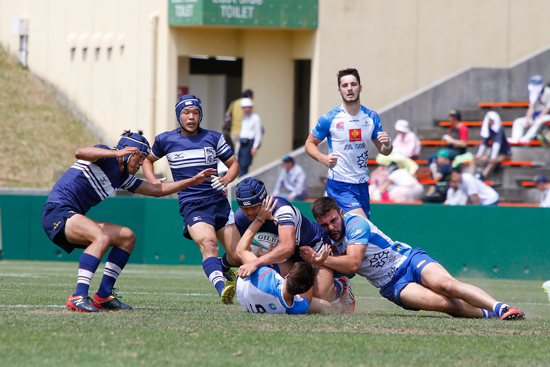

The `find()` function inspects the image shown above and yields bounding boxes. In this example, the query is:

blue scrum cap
[175,94,203,127]
[116,131,151,157]
[236,178,267,207]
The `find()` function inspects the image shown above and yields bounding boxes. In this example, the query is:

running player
[301,196,526,320]
[42,130,216,312]
[305,68,392,218]
[142,94,241,304]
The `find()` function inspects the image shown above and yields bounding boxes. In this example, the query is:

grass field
[1,260,549,367]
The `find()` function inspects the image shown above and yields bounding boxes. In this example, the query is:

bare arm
[217,156,240,187]
[134,168,217,198]
[75,146,139,162]
[301,244,366,274]
[142,155,164,184]
[372,131,392,156]
[305,135,340,168]
[470,193,480,205]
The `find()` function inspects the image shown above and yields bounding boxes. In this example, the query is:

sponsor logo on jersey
[204,147,216,164]
[336,121,345,131]
[349,119,359,123]
[192,216,201,222]
[346,219,360,229]
[343,144,353,151]
[258,268,272,281]
[269,303,277,310]
[53,221,62,230]
[350,229,362,237]
[101,177,108,184]
[349,128,361,142]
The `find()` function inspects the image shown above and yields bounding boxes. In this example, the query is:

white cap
[395,119,410,133]
[240,98,253,108]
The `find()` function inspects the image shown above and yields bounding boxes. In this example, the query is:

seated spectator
[375,153,419,176]
[392,119,421,159]
[272,156,308,201]
[422,149,453,203]
[444,178,468,206]
[378,162,424,203]
[447,167,499,206]
[533,174,550,208]
[469,111,511,180]
[508,75,550,143]
[368,165,390,202]
[427,109,468,165]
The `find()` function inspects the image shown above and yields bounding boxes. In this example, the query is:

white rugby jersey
[311,104,384,184]
[339,213,412,288]
[236,266,309,314]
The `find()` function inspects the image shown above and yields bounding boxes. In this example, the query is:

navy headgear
[236,178,267,207]
[175,94,203,129]
[116,131,151,173]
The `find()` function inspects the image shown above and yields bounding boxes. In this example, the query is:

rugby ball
[251,232,288,263]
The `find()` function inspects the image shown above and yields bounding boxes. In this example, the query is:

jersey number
[249,304,267,313]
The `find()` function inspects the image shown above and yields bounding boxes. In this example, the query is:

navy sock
[220,253,231,274]
[97,248,131,298]
[482,309,498,318]
[75,253,101,297]
[493,302,509,316]
[203,257,225,296]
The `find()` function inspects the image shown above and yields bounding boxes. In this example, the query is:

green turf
[1,260,549,367]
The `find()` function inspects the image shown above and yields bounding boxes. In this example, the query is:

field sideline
[1,260,549,367]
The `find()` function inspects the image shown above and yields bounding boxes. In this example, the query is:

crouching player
[234,178,354,311]
[42,131,216,312]
[301,197,526,320]
[235,196,347,314]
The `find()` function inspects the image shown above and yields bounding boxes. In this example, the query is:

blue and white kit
[311,104,384,184]
[234,197,335,261]
[236,265,309,314]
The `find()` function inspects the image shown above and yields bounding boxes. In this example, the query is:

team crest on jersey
[349,129,361,142]
[357,152,368,168]
[336,121,345,131]
[204,147,216,164]
[269,303,277,311]
[369,250,390,268]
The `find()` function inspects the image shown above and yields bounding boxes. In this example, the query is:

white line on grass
[0,274,47,278]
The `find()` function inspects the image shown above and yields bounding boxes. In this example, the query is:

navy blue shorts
[379,248,438,311]
[326,179,370,218]
[181,195,235,240]
[41,202,84,254]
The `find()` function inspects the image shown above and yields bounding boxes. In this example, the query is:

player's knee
[96,232,112,249]
[199,239,219,256]
[438,278,460,296]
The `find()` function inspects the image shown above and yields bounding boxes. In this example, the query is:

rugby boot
[223,267,238,289]
[221,284,236,305]
[91,293,133,310]
[500,306,526,320]
[339,276,356,314]
[67,295,99,313]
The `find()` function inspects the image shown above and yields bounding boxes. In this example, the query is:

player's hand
[191,168,217,185]
[311,243,331,267]
[237,262,259,278]
[251,147,258,157]
[377,131,391,146]
[213,175,232,189]
[299,246,315,263]
[256,243,274,258]
[257,196,278,222]
[324,153,340,168]
[115,146,140,158]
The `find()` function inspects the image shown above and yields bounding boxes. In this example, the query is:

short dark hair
[337,68,361,87]
[311,197,340,220]
[242,89,253,98]
[285,262,318,295]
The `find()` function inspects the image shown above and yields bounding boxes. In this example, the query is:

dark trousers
[238,139,254,176]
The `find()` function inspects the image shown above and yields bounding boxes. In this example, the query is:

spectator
[533,174,550,208]
[238,97,263,176]
[442,109,468,158]
[469,111,511,180]
[378,162,424,202]
[422,149,453,203]
[368,165,390,202]
[392,119,421,159]
[272,156,308,201]
[508,75,550,143]
[224,89,254,155]
[448,168,499,206]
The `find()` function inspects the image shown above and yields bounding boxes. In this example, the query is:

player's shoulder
[319,106,343,123]
[344,212,370,232]
[360,105,380,121]
[155,128,180,141]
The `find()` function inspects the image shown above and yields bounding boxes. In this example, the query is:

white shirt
[239,112,263,149]
[273,164,308,197]
[460,172,499,205]
[540,187,550,208]
[387,168,419,188]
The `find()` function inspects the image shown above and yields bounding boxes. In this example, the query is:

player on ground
[301,197,526,320]
[235,196,351,314]
[42,131,216,312]
[305,68,392,218]
[234,178,354,310]
[142,94,241,304]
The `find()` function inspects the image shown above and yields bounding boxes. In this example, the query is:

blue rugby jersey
[234,197,330,253]
[236,265,309,314]
[340,212,412,288]
[46,145,143,214]
[311,104,383,184]
[151,128,233,205]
